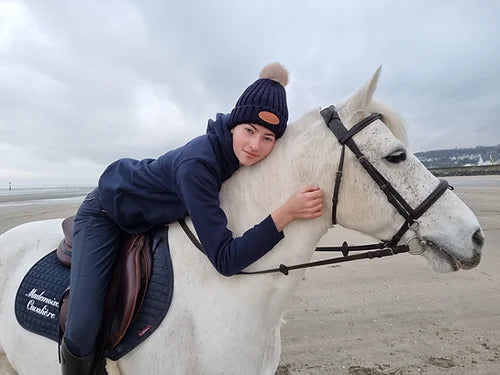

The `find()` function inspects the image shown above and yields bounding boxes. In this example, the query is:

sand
[0,197,84,236]
[1,176,499,374]
[276,176,500,375]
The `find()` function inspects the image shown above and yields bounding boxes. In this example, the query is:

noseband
[179,106,452,275]
[320,105,450,254]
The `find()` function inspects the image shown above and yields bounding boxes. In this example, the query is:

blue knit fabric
[229,78,288,138]
[98,113,284,276]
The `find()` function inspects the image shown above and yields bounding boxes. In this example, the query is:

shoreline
[0,189,92,204]
[430,164,500,177]
[0,195,87,207]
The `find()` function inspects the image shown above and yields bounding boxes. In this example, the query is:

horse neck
[216,110,346,324]
[222,109,338,272]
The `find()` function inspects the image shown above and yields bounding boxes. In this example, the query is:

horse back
[0,219,64,306]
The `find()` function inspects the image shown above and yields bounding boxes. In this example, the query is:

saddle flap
[107,234,152,348]
[58,231,153,350]
[132,243,152,322]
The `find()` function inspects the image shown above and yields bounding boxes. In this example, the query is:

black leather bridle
[320,105,451,252]
[179,106,452,276]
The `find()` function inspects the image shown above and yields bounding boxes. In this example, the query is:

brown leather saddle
[57,215,152,348]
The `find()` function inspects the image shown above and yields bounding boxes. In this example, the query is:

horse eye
[385,150,407,164]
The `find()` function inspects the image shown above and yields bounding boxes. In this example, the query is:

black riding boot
[60,340,95,375]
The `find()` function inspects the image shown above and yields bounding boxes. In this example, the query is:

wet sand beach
[0,196,85,236]
[1,176,499,374]
[277,176,500,375]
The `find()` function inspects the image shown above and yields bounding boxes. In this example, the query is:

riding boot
[60,339,95,375]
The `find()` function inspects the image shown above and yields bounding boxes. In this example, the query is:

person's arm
[175,162,284,276]
[271,185,324,231]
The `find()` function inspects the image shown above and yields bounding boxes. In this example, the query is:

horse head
[220,67,483,276]
[331,67,483,272]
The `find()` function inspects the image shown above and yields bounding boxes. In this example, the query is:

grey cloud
[0,0,498,186]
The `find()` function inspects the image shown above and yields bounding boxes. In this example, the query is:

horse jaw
[416,190,483,273]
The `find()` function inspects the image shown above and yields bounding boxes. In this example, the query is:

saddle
[57,216,152,348]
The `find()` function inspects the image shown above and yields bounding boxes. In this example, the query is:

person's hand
[271,186,324,231]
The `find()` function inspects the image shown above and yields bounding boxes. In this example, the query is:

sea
[0,186,94,206]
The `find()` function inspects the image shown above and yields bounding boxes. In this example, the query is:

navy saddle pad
[15,226,174,360]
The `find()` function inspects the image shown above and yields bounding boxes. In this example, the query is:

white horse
[0,68,483,375]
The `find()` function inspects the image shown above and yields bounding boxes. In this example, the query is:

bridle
[321,105,451,255]
[179,106,452,275]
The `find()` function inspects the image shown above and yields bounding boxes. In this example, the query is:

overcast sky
[1,0,499,187]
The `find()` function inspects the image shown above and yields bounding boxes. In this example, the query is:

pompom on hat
[229,62,289,138]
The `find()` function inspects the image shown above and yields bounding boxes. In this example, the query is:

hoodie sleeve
[174,160,284,276]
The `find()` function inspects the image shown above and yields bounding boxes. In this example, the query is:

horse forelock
[367,101,408,146]
[337,98,408,146]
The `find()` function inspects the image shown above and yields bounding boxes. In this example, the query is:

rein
[179,106,451,276]
[179,219,409,275]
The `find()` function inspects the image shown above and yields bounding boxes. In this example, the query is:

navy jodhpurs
[64,188,122,357]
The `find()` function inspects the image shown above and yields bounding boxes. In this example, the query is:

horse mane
[277,109,334,184]
[221,94,410,239]
[286,99,408,149]
[220,108,332,237]
[268,98,409,186]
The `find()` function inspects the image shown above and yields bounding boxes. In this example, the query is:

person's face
[231,123,276,166]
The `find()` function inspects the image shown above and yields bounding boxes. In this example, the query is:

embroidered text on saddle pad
[14,227,174,360]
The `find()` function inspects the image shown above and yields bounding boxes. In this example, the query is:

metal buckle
[406,221,427,255]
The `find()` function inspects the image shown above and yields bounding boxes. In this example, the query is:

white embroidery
[25,288,58,319]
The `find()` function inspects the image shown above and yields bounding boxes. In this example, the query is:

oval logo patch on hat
[258,111,280,125]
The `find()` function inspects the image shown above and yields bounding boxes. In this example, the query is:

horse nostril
[472,229,484,248]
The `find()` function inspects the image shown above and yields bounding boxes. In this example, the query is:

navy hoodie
[98,113,284,276]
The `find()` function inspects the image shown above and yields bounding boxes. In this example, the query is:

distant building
[415,145,500,168]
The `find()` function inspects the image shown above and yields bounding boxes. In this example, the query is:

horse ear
[339,66,382,125]
[362,65,381,108]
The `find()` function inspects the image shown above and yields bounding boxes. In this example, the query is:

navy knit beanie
[229,62,289,138]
